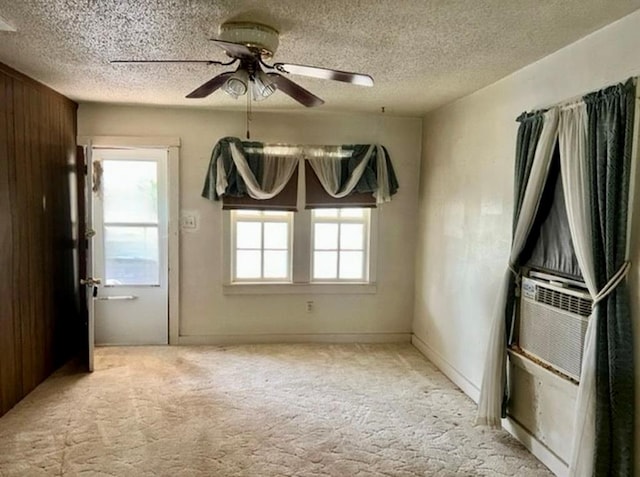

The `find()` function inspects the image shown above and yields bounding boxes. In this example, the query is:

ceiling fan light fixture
[251,70,277,101]
[223,68,249,99]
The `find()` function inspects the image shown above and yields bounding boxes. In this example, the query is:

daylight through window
[311,208,370,281]
[231,210,293,281]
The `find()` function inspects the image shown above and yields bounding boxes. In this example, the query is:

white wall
[414,8,640,474]
[78,105,422,342]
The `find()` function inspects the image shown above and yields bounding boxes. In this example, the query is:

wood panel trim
[0,62,77,109]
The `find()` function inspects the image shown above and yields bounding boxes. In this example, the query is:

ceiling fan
[111,21,374,107]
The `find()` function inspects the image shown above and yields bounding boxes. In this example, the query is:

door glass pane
[339,251,364,279]
[236,250,262,279]
[340,224,364,250]
[236,222,262,249]
[104,226,159,285]
[103,160,158,223]
[313,251,338,279]
[264,251,288,278]
[264,222,288,249]
[314,223,338,249]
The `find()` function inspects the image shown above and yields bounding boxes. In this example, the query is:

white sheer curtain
[217,142,300,200]
[557,104,597,477]
[477,108,559,426]
[306,145,392,204]
[558,101,637,476]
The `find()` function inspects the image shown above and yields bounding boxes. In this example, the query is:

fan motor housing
[219,22,279,58]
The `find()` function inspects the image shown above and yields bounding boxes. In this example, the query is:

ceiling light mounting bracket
[218,21,279,59]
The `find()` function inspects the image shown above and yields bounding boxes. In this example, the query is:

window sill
[223,282,377,295]
[507,349,578,397]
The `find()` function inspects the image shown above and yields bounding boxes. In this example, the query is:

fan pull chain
[246,90,252,140]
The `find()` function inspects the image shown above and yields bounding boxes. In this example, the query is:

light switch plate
[180,211,199,231]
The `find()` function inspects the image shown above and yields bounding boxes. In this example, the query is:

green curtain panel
[584,79,636,477]
[493,110,546,417]
[202,137,268,200]
[513,112,545,230]
[505,112,545,359]
[336,145,399,196]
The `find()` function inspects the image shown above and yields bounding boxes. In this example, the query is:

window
[101,159,160,286]
[311,208,370,282]
[231,210,293,282]
[228,207,373,287]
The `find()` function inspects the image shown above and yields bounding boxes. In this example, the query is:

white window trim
[96,149,166,288]
[310,209,371,283]
[222,163,378,294]
[223,209,378,295]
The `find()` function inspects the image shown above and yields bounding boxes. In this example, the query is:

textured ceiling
[0,1,639,116]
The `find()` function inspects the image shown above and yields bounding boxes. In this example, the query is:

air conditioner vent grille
[519,277,592,382]
[535,287,591,317]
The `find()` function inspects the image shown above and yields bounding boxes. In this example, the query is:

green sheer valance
[201,137,399,208]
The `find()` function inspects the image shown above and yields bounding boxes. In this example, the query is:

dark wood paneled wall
[0,63,79,417]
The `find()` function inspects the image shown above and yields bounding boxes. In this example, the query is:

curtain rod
[238,142,382,158]
[240,141,380,149]
[538,75,639,111]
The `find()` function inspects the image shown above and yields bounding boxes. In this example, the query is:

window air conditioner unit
[518,272,592,381]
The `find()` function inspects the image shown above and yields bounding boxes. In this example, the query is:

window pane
[341,208,364,218]
[235,210,258,216]
[264,222,288,249]
[104,226,159,285]
[313,251,338,279]
[314,223,338,249]
[313,209,338,218]
[263,211,288,217]
[236,250,261,279]
[339,251,364,280]
[236,222,262,249]
[340,223,364,250]
[264,251,288,278]
[103,160,158,223]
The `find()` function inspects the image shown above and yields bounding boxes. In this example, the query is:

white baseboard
[411,334,480,401]
[410,333,568,477]
[178,332,412,345]
[502,418,568,477]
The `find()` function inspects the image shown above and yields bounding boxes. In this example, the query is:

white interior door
[92,148,169,345]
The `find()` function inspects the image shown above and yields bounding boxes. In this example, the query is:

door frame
[77,136,180,344]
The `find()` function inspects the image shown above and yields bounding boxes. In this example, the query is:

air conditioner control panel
[521,277,537,300]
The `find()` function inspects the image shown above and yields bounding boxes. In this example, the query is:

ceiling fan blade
[210,40,255,59]
[272,63,374,87]
[111,59,235,66]
[268,73,324,108]
[186,71,234,99]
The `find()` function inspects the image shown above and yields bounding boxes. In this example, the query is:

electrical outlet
[306,301,314,313]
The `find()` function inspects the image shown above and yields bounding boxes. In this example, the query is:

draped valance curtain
[201,137,398,210]
[477,79,637,477]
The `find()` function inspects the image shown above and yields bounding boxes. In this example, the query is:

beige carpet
[0,344,552,476]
